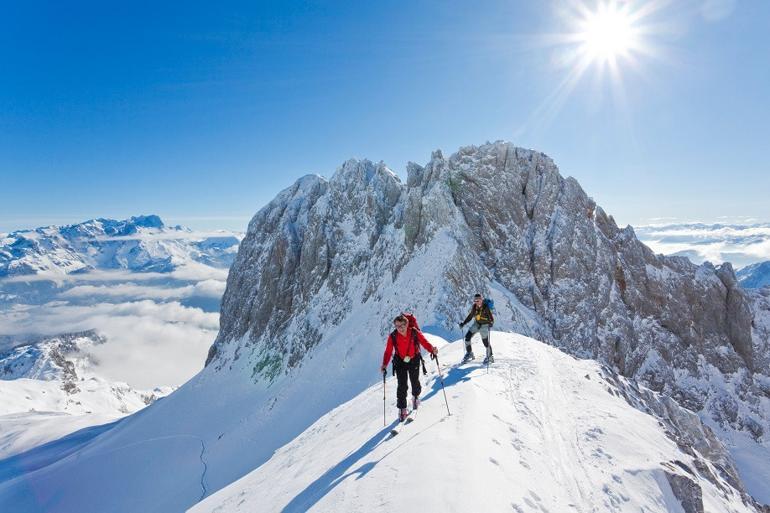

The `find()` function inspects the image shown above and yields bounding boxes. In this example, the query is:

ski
[389,409,416,437]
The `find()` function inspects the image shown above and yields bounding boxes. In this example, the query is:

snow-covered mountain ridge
[1,142,768,512]
[194,335,766,513]
[207,141,768,503]
[0,214,240,279]
[1,330,106,383]
[738,262,770,289]
[212,142,768,445]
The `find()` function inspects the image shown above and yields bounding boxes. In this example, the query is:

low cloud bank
[1,260,230,388]
[636,223,770,269]
[0,299,218,388]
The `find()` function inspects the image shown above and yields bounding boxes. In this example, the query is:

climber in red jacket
[380,313,438,421]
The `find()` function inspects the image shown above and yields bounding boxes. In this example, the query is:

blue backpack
[482,298,495,311]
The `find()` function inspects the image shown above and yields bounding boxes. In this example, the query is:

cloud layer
[60,279,226,300]
[635,223,770,269]
[0,299,219,389]
[0,260,230,389]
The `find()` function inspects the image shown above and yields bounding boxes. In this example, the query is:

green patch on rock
[253,353,284,384]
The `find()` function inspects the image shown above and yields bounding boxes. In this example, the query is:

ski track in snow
[98,433,211,500]
[198,438,208,501]
[191,334,756,513]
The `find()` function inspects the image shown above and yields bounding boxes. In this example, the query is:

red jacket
[382,328,435,367]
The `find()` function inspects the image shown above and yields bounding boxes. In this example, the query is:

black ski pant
[394,357,421,409]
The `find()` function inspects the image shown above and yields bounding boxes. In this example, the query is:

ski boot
[399,408,409,422]
[461,350,475,364]
[483,347,494,365]
[412,396,420,410]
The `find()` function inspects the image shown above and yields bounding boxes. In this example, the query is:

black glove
[458,322,464,329]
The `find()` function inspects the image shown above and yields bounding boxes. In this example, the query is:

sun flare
[578,4,638,63]
[516,0,670,135]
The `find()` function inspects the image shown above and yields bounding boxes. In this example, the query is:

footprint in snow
[584,427,604,440]
[489,457,500,466]
[602,483,629,507]
[523,495,550,513]
[592,447,613,460]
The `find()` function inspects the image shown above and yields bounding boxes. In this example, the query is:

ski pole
[382,369,387,426]
[434,354,451,416]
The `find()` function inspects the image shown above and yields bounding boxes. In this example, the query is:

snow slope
[193,334,759,513]
[0,331,171,459]
[738,261,770,289]
[4,333,762,513]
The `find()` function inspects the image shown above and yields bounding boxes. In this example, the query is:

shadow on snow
[281,361,473,512]
[280,421,397,513]
[0,418,120,484]
[421,361,476,403]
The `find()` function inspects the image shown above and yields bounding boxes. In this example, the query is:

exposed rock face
[602,364,768,511]
[665,471,704,513]
[210,141,769,451]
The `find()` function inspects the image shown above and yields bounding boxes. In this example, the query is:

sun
[578,3,638,64]
[515,0,669,135]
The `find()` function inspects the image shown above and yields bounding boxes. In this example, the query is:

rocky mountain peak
[211,141,768,451]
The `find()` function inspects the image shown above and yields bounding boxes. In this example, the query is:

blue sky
[1,0,768,233]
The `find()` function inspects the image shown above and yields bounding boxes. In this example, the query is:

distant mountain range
[0,214,240,278]
[0,216,240,466]
[635,222,770,275]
